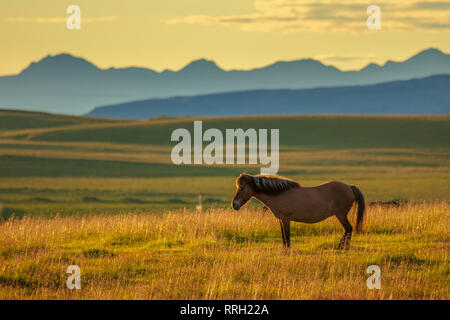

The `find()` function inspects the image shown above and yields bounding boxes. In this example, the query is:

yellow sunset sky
[1,0,449,75]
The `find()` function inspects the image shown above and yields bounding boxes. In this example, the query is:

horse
[231,173,365,249]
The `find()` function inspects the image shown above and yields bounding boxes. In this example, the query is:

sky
[1,0,449,75]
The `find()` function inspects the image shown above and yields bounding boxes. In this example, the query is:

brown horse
[232,173,365,249]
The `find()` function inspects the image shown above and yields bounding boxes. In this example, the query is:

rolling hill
[86,75,450,119]
[0,113,447,301]
[0,110,449,216]
[1,48,449,115]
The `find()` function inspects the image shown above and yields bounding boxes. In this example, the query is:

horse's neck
[252,192,274,208]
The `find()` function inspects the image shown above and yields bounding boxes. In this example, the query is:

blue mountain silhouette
[86,75,450,118]
[0,48,449,114]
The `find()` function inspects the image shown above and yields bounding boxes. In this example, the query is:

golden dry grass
[0,202,448,299]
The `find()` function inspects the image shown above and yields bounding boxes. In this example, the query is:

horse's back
[290,181,353,205]
[315,181,355,211]
[317,180,351,191]
[266,180,355,223]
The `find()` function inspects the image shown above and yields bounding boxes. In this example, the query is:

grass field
[0,111,449,216]
[0,110,449,299]
[0,203,448,299]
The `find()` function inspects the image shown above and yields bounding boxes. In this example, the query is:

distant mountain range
[85,75,450,118]
[0,48,449,115]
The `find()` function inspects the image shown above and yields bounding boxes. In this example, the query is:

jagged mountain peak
[19,53,101,77]
[179,58,223,72]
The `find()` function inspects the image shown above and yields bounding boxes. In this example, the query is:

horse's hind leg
[336,214,352,250]
[279,219,291,248]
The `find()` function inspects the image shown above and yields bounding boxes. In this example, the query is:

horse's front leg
[279,219,291,248]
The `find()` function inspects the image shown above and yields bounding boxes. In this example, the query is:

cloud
[315,53,378,62]
[166,0,450,33]
[5,16,118,24]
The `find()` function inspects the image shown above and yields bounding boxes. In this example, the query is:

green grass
[0,155,244,178]
[0,111,449,217]
[0,204,448,299]
[23,115,450,149]
[0,111,448,300]
[0,110,115,131]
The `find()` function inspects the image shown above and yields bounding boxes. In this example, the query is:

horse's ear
[240,173,253,183]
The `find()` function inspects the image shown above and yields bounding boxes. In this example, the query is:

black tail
[351,185,365,233]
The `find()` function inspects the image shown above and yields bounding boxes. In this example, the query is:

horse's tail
[351,185,366,234]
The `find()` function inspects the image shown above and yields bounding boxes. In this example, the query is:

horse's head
[232,173,254,210]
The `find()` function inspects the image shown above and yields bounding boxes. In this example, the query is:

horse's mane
[239,174,300,195]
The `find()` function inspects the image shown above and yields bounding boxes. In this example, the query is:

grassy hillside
[8,115,450,148]
[0,111,449,217]
[0,110,448,300]
[0,110,115,132]
[0,203,448,299]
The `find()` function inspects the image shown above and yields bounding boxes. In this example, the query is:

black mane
[240,174,300,195]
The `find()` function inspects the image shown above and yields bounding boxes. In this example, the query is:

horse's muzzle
[232,200,240,210]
